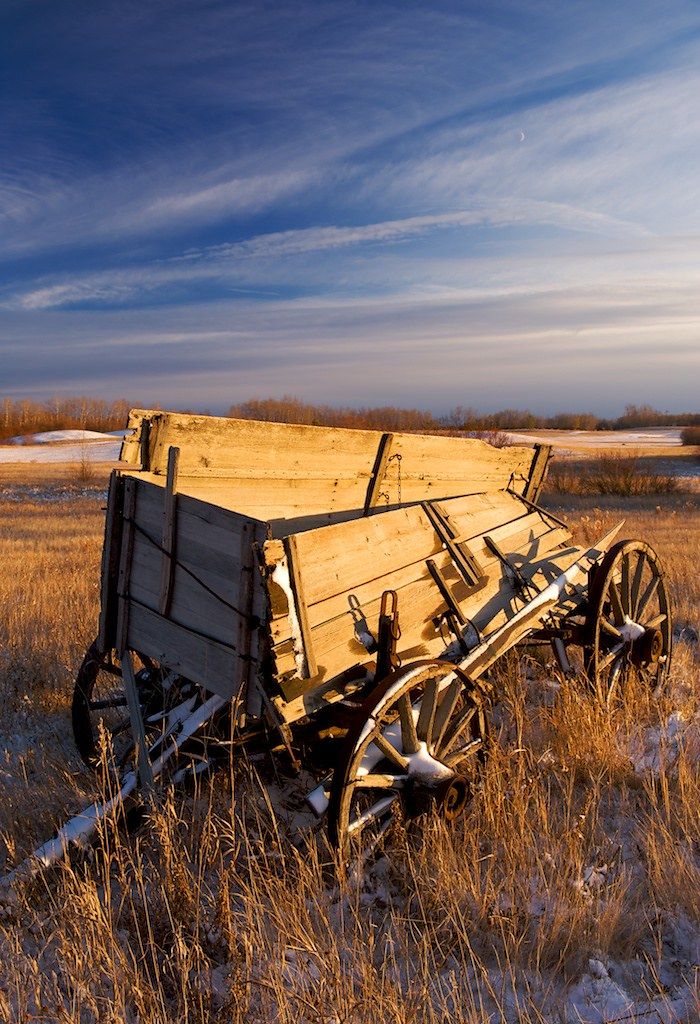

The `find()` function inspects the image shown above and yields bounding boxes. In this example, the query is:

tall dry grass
[546,453,679,496]
[0,493,698,1021]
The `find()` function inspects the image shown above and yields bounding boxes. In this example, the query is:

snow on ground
[506,428,684,450]
[5,429,124,445]
[0,438,121,463]
[0,428,124,463]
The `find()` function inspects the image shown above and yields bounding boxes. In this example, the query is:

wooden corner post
[159,446,180,617]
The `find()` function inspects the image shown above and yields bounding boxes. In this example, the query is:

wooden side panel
[127,603,242,698]
[119,409,540,521]
[263,490,573,705]
[121,477,266,699]
[375,433,536,504]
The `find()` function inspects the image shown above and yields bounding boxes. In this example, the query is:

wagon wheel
[72,638,196,770]
[586,540,672,704]
[328,661,488,864]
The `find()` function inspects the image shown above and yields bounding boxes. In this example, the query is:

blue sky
[2,0,700,414]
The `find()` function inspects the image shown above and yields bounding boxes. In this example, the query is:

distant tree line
[0,397,131,440]
[1,395,699,441]
[228,397,700,433]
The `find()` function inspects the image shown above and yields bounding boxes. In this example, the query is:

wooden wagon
[5,410,673,879]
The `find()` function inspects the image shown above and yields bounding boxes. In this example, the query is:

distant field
[508,427,685,449]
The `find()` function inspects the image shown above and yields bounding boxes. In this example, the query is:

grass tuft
[546,453,678,496]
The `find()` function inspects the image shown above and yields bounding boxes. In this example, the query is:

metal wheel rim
[71,639,189,771]
[328,661,488,864]
[587,540,672,704]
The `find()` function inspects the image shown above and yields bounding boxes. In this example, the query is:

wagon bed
[100,410,564,721]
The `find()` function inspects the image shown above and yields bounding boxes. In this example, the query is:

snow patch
[7,429,123,444]
[629,710,693,776]
[270,557,307,677]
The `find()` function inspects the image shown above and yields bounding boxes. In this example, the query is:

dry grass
[681,427,700,446]
[546,453,679,496]
[0,491,698,1021]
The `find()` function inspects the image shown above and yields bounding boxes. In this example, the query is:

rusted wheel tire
[327,661,488,865]
[71,639,191,770]
[586,540,672,704]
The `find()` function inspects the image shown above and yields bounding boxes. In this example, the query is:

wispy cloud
[2,1,700,412]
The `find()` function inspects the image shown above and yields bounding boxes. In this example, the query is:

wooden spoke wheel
[327,661,488,863]
[586,540,672,704]
[71,639,195,769]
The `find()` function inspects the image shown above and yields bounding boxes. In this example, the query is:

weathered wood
[363,432,394,514]
[158,446,179,616]
[140,416,152,472]
[119,409,540,520]
[268,516,573,689]
[97,471,124,652]
[524,444,552,502]
[115,477,137,655]
[129,538,242,647]
[272,490,527,610]
[282,534,318,679]
[127,601,242,698]
[237,521,268,718]
[422,501,485,588]
[121,648,154,790]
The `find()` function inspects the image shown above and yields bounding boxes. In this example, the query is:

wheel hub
[403,769,469,820]
[631,627,663,667]
[437,775,470,820]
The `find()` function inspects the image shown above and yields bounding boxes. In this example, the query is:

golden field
[0,460,698,1022]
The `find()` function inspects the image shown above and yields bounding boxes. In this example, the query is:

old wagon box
[99,409,556,719]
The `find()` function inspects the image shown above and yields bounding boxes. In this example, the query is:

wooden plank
[121,648,154,790]
[363,432,394,514]
[269,520,574,688]
[119,409,540,519]
[130,479,256,577]
[524,444,552,502]
[115,476,136,655]
[128,537,242,647]
[283,534,318,679]
[423,491,531,544]
[281,490,527,608]
[158,446,179,616]
[97,471,124,652]
[422,501,484,587]
[244,529,269,721]
[382,432,536,497]
[127,472,371,521]
[132,475,264,534]
[236,520,266,715]
[127,601,242,699]
[140,416,152,472]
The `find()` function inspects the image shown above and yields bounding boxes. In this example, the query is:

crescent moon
[519,130,525,142]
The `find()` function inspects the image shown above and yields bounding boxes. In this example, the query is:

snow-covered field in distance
[507,427,683,449]
[0,429,122,463]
